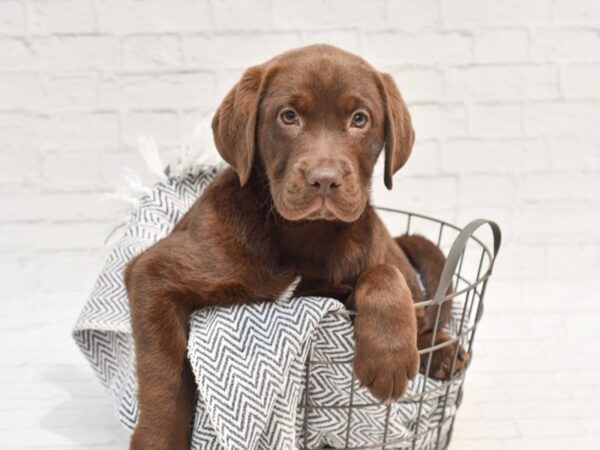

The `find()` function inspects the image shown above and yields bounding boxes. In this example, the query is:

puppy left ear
[212,65,267,186]
[379,73,415,190]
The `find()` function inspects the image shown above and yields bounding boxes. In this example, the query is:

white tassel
[101,122,223,245]
[138,135,168,182]
[275,277,302,304]
[101,168,154,244]
[104,168,153,205]
[168,123,224,178]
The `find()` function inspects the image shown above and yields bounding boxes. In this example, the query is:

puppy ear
[379,73,415,190]
[212,65,266,186]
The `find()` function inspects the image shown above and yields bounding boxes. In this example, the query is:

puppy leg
[125,236,296,450]
[350,264,419,402]
[129,302,195,450]
[394,234,452,330]
[395,235,469,378]
[417,330,469,380]
[126,256,196,450]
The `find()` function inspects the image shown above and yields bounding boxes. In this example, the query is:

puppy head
[212,44,414,223]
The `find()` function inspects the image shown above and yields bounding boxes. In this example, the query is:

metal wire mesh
[297,209,501,450]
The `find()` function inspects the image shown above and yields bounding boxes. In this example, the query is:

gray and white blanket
[73,166,463,449]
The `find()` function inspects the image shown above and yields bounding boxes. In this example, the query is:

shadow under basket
[297,209,501,450]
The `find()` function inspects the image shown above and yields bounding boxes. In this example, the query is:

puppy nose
[305,167,343,192]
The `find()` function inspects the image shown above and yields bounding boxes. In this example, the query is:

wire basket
[297,209,501,450]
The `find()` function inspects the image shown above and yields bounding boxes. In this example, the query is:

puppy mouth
[304,202,338,221]
[277,195,362,223]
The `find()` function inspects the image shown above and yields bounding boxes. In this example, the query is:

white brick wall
[1,1,599,448]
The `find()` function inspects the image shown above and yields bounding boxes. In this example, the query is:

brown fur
[125,45,465,450]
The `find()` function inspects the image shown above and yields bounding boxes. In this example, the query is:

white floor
[1,284,599,450]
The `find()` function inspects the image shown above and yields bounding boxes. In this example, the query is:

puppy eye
[351,112,368,128]
[280,109,298,125]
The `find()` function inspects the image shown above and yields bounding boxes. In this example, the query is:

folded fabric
[73,166,463,449]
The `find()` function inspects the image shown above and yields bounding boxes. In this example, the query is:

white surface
[1,0,600,449]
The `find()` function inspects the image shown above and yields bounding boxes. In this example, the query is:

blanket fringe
[103,122,223,244]
[167,123,224,178]
[138,135,168,182]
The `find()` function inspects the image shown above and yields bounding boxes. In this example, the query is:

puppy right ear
[212,65,266,186]
[378,72,415,190]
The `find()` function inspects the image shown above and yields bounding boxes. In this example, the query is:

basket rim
[318,206,501,313]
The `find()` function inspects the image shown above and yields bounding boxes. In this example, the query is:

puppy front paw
[353,317,419,402]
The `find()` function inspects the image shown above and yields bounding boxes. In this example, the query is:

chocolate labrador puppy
[125,44,467,449]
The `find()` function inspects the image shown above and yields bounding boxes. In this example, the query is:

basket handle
[433,219,502,305]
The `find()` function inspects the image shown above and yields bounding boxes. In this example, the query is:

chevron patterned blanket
[73,166,463,449]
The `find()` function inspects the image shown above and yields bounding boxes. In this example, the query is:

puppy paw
[353,318,419,402]
[420,335,469,380]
